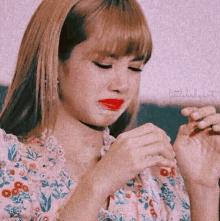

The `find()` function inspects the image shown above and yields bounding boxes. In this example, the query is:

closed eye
[93,61,112,69]
[128,67,142,72]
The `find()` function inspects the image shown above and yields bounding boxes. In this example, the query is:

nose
[108,69,129,94]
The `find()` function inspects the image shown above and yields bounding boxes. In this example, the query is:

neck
[52,103,105,159]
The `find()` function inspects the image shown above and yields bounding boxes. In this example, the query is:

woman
[0,0,218,220]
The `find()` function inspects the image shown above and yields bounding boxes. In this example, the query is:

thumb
[174,122,196,145]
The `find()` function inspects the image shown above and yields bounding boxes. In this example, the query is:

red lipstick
[99,99,124,110]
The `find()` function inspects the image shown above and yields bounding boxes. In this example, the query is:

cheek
[129,76,141,95]
[76,67,105,90]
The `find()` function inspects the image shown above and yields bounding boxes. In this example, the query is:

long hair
[0,0,152,138]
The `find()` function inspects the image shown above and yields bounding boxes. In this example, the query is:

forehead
[74,36,145,62]
[70,0,152,64]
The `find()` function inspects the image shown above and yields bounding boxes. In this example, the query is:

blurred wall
[0,0,219,106]
[0,0,42,83]
[139,0,220,106]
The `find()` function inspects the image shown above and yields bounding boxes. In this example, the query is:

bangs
[80,0,152,63]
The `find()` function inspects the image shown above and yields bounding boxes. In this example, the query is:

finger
[125,133,173,155]
[178,122,197,136]
[175,122,196,145]
[212,124,220,132]
[196,114,220,129]
[131,132,171,147]
[181,107,199,116]
[145,155,176,168]
[181,107,199,123]
[142,142,175,161]
[190,106,216,121]
[123,123,166,138]
[167,135,171,143]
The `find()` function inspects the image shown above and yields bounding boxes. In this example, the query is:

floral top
[0,128,190,221]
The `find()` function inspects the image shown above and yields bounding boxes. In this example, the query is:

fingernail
[207,130,211,136]
[190,131,196,137]
[193,124,198,129]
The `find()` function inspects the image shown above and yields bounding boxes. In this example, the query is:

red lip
[99,99,124,110]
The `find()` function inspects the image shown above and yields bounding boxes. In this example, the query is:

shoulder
[0,128,75,220]
[0,128,19,145]
[0,128,22,162]
[0,128,34,218]
[0,128,46,162]
[0,128,46,186]
[0,128,41,193]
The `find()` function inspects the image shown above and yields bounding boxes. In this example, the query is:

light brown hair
[0,0,152,138]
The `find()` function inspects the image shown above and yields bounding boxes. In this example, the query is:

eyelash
[93,61,112,69]
[128,67,142,72]
[93,61,142,72]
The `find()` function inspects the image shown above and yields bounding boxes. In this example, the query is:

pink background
[0,0,219,106]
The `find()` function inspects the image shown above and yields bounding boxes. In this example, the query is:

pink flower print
[57,159,65,168]
[47,144,56,152]
[150,208,158,218]
[46,136,58,152]
[38,172,48,180]
[170,167,176,178]
[57,145,65,157]
[160,168,169,177]
[29,163,37,170]
[38,158,50,170]
[12,188,20,196]
[136,190,141,197]
[47,136,57,145]
[149,199,154,207]
[42,216,49,221]
[22,160,28,166]
[125,193,131,198]
[2,189,11,197]
[14,181,23,189]
[48,151,56,158]
[19,170,25,176]
[10,169,15,175]
[35,207,40,212]
[22,185,29,192]
[32,215,38,221]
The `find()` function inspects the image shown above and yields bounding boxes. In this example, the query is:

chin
[80,107,125,128]
[102,114,122,126]
[86,115,120,128]
[92,120,116,128]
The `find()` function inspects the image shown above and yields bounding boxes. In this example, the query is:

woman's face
[59,37,144,127]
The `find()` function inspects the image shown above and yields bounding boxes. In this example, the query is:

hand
[94,123,176,195]
[173,106,220,188]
